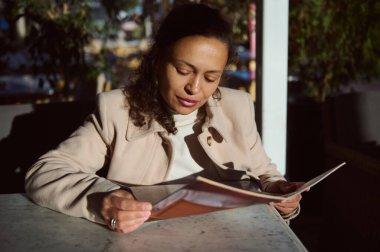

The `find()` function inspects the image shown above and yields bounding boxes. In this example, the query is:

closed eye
[205,75,220,83]
[176,67,192,75]
[205,78,216,83]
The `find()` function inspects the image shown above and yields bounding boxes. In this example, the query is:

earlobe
[212,88,221,100]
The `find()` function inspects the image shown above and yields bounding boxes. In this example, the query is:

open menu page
[150,162,346,220]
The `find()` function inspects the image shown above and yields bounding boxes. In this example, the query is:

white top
[165,109,205,181]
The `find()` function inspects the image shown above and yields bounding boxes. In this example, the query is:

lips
[177,96,198,107]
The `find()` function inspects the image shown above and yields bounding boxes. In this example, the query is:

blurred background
[0,0,379,251]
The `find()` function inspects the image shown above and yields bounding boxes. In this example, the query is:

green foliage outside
[288,0,380,102]
[192,0,253,44]
[9,0,138,98]
[8,0,380,103]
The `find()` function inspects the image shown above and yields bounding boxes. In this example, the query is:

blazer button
[207,136,212,146]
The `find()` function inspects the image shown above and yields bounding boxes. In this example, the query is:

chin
[175,106,198,115]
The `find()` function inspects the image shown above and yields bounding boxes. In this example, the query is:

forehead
[167,36,228,70]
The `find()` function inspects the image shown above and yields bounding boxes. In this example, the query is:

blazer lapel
[126,117,166,141]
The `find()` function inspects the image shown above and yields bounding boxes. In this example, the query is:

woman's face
[157,35,228,115]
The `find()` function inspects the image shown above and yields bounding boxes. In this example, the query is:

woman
[25,3,303,234]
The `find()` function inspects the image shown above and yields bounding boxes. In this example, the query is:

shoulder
[97,89,126,105]
[207,88,256,141]
[218,87,252,106]
[89,89,130,142]
[217,87,254,112]
[219,86,251,99]
[94,89,130,124]
[206,87,255,129]
[96,89,129,112]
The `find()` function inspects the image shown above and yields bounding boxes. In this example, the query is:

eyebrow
[173,59,223,74]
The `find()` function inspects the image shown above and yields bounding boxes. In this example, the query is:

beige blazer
[25,87,285,224]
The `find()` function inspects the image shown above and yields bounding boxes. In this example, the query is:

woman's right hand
[101,189,152,233]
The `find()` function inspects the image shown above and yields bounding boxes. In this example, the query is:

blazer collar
[126,117,165,141]
[125,96,229,142]
[202,96,230,143]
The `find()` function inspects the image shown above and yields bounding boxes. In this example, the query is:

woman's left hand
[265,180,307,215]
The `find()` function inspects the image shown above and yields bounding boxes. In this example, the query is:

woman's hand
[265,180,307,216]
[101,189,152,233]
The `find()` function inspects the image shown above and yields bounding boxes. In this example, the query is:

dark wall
[286,99,326,215]
[287,95,380,251]
[0,101,95,193]
[321,154,380,251]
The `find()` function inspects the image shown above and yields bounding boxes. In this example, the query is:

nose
[185,75,201,95]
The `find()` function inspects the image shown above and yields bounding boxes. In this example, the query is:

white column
[261,0,289,174]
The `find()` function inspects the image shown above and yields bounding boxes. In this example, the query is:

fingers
[266,180,308,215]
[266,180,301,194]
[111,189,135,199]
[292,182,306,188]
[271,193,302,215]
[101,189,153,233]
[109,196,152,211]
[116,220,146,234]
[114,209,152,221]
[272,204,296,215]
[279,181,305,193]
[103,189,152,211]
[109,211,150,233]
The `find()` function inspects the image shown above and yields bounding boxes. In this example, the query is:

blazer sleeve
[242,92,286,190]
[25,93,121,224]
[242,92,300,221]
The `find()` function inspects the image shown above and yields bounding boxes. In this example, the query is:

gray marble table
[0,190,306,252]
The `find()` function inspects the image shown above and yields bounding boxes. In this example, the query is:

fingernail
[144,203,152,211]
[144,211,151,217]
[142,212,151,221]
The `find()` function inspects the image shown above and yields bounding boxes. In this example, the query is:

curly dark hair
[123,3,236,134]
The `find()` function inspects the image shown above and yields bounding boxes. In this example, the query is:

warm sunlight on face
[157,36,228,114]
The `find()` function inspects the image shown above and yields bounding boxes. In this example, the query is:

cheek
[164,70,185,92]
[159,77,182,104]
[202,82,220,98]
